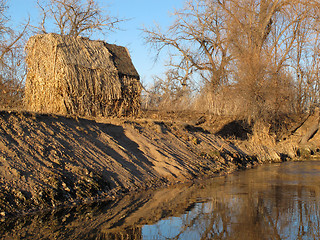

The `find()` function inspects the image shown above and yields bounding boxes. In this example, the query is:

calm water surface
[1,161,320,239]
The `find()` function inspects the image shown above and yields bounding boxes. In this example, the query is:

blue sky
[7,0,186,85]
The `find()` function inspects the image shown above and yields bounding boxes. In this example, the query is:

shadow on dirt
[216,120,252,140]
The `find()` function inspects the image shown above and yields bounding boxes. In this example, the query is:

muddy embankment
[0,181,215,239]
[2,161,320,239]
[0,110,319,217]
[0,177,259,239]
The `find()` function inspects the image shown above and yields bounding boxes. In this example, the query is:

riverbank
[2,161,320,239]
[0,110,319,217]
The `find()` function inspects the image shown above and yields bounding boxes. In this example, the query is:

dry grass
[25,33,141,117]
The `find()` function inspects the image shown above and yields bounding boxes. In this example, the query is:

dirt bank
[2,161,320,239]
[0,110,318,217]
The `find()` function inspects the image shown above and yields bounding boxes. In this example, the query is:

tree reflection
[143,163,320,240]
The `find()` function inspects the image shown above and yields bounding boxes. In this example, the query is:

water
[1,161,320,239]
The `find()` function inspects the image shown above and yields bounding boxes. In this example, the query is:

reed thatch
[25,33,141,117]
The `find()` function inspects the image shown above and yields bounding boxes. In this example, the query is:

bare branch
[145,0,320,118]
[33,0,127,37]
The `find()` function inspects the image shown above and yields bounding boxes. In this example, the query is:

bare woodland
[0,0,320,123]
[144,0,320,123]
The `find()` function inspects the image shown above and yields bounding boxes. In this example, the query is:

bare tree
[145,0,320,122]
[143,69,195,111]
[144,0,232,93]
[34,0,125,37]
[0,0,29,109]
[224,0,320,120]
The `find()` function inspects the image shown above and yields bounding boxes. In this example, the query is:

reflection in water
[1,161,320,239]
[143,161,320,240]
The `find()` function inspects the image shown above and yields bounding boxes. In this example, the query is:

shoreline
[0,110,318,218]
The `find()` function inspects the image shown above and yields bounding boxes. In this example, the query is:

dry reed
[25,33,141,117]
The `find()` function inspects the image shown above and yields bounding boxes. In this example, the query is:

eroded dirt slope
[0,111,256,216]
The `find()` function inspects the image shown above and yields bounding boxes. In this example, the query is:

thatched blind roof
[105,43,140,79]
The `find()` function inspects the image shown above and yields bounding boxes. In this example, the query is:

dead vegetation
[34,0,125,37]
[0,0,29,110]
[144,0,320,125]
[25,33,141,117]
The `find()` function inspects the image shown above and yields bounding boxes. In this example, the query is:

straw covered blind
[25,33,141,117]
